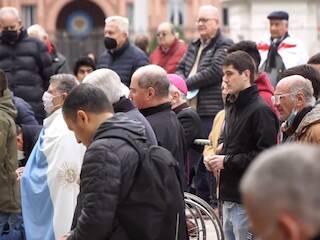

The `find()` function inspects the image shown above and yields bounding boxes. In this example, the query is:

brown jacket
[295,104,320,144]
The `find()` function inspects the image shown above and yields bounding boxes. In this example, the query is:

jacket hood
[0,89,17,119]
[255,72,274,95]
[94,112,147,142]
[295,104,320,136]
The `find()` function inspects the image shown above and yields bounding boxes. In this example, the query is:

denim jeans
[0,211,24,240]
[223,201,253,240]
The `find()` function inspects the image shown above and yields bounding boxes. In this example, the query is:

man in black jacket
[206,51,279,240]
[61,84,187,240]
[130,65,186,187]
[0,7,54,123]
[168,73,204,191]
[82,68,157,145]
[176,5,233,137]
[97,16,149,87]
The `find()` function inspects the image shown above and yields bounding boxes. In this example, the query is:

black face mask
[312,234,320,240]
[1,30,19,44]
[104,37,117,50]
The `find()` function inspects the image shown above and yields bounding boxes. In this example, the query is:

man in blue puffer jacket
[97,16,149,87]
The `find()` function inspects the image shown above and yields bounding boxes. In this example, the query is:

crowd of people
[0,3,320,240]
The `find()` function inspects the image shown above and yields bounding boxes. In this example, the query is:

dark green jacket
[0,89,20,213]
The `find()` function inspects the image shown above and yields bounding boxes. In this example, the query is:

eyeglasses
[271,93,294,105]
[156,32,168,37]
[196,18,215,24]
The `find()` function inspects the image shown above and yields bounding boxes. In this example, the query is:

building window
[21,5,37,28]
[223,7,229,27]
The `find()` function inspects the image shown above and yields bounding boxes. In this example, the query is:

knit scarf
[265,32,289,72]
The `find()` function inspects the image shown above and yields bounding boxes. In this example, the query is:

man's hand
[15,167,24,180]
[58,232,70,240]
[206,155,225,177]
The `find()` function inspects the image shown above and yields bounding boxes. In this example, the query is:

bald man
[150,22,187,73]
[274,75,319,143]
[176,4,233,206]
[130,65,187,187]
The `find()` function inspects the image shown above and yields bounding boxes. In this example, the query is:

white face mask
[42,91,55,114]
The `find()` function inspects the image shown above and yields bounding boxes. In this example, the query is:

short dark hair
[62,83,114,120]
[308,53,320,65]
[281,64,320,99]
[228,41,261,73]
[224,50,256,84]
[73,56,96,76]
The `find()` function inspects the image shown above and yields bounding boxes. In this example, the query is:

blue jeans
[0,212,24,240]
[223,201,253,240]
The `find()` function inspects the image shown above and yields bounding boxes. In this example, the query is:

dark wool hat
[267,11,289,21]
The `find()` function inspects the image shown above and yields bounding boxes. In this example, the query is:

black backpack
[103,129,188,240]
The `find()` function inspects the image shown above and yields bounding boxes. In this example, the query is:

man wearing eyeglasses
[273,75,320,143]
[176,5,233,205]
[150,22,187,73]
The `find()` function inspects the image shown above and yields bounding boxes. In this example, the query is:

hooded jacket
[294,104,320,144]
[255,71,278,115]
[69,113,186,240]
[0,89,20,213]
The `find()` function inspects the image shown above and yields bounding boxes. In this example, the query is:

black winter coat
[220,86,279,203]
[140,103,186,186]
[176,30,233,117]
[174,102,204,153]
[97,41,149,87]
[0,30,53,123]
[113,97,158,145]
[69,113,186,240]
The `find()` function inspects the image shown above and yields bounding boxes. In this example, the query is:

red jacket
[255,71,278,116]
[150,39,187,73]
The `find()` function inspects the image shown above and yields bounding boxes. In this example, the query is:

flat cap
[267,11,289,21]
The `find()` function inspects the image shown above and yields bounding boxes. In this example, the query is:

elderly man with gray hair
[241,143,320,240]
[82,68,157,145]
[273,75,320,143]
[21,74,86,240]
[97,16,149,87]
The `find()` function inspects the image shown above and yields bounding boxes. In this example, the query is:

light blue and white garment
[21,108,85,240]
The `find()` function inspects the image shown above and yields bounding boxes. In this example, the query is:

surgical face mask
[1,30,19,44]
[17,150,24,161]
[42,91,55,114]
[286,108,298,128]
[104,37,117,50]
